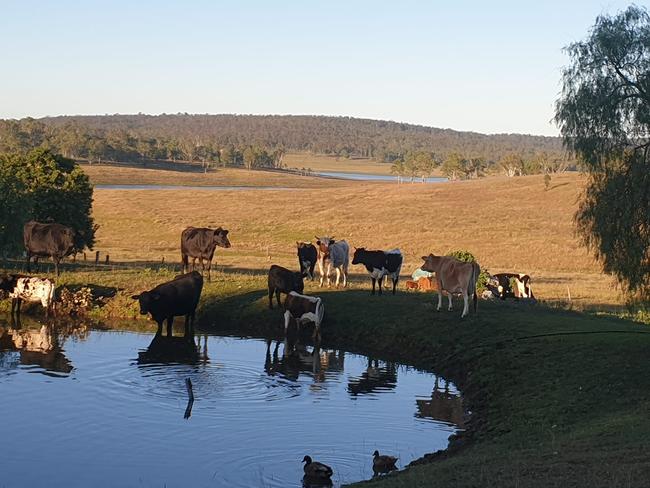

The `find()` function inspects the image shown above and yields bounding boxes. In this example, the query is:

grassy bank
[2,265,648,487]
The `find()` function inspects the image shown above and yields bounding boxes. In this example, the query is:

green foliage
[555,5,650,300]
[0,148,95,254]
[446,249,490,292]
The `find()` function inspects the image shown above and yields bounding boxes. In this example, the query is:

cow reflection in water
[0,318,85,375]
[137,331,208,365]
[347,359,397,396]
[416,376,464,427]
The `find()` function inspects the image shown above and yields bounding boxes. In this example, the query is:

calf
[296,242,318,280]
[181,226,231,281]
[0,274,56,318]
[351,247,403,295]
[489,273,535,300]
[131,271,203,336]
[268,264,304,309]
[315,236,350,288]
[24,221,76,276]
[284,291,325,341]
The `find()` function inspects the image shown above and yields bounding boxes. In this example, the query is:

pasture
[2,167,648,487]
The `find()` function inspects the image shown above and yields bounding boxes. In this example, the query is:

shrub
[446,249,490,293]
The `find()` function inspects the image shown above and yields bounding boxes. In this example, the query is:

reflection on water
[0,318,463,488]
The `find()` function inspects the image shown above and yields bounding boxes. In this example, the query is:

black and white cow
[268,264,304,309]
[296,242,318,280]
[0,274,56,317]
[315,236,349,288]
[24,221,76,276]
[351,248,403,295]
[489,273,535,300]
[284,291,325,341]
[131,271,204,336]
[180,226,231,281]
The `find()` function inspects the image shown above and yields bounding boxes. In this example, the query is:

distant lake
[95,184,295,191]
[315,171,447,183]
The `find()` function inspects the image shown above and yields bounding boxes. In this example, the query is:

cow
[23,221,76,276]
[131,271,203,337]
[0,274,56,318]
[268,264,304,309]
[315,236,349,288]
[351,247,403,295]
[180,226,231,281]
[284,291,325,341]
[489,273,535,300]
[296,242,318,280]
[421,254,481,318]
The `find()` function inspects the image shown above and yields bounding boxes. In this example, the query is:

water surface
[315,171,447,183]
[0,320,462,487]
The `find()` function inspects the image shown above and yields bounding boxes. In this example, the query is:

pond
[315,171,447,183]
[0,319,463,488]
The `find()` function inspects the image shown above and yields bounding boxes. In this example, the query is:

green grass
[2,265,649,487]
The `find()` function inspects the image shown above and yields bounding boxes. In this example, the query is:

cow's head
[315,236,334,253]
[421,254,439,273]
[351,247,366,265]
[130,291,159,315]
[292,271,305,294]
[213,227,231,248]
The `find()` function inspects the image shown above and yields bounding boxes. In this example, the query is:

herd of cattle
[0,221,536,338]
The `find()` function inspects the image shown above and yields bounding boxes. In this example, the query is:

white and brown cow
[283,291,325,341]
[315,236,349,288]
[421,254,481,318]
[0,274,56,318]
[489,273,535,300]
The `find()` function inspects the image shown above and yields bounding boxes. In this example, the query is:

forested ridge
[0,113,565,164]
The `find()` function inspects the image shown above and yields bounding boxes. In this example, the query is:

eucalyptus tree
[555,5,650,299]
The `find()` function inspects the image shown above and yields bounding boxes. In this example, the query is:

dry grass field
[81,163,354,188]
[282,152,394,174]
[89,170,625,310]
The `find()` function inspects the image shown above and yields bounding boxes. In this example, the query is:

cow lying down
[0,274,56,317]
[284,291,325,341]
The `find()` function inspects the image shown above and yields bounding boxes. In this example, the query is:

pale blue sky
[0,0,637,135]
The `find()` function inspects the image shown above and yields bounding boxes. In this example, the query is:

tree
[0,161,31,257]
[441,153,465,181]
[555,5,650,299]
[499,153,523,177]
[0,149,96,252]
[390,159,405,183]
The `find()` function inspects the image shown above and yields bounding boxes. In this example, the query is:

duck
[372,450,398,472]
[302,455,334,479]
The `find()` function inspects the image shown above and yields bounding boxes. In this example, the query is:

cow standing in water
[352,248,403,295]
[181,227,231,281]
[23,221,76,276]
[421,254,481,318]
[0,274,56,318]
[131,271,204,337]
[315,236,349,288]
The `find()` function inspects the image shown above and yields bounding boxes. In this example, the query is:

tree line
[0,114,571,171]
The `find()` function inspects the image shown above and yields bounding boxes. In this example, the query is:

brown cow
[421,254,480,318]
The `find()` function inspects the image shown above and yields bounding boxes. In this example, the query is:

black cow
[296,242,318,280]
[24,221,76,276]
[489,273,535,300]
[268,264,304,309]
[351,247,403,295]
[180,226,231,281]
[131,271,204,336]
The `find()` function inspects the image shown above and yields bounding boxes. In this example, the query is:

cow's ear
[130,294,140,300]
[214,227,223,234]
[223,230,228,235]
[421,256,428,261]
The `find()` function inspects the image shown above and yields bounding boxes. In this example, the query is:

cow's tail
[315,297,325,327]
[469,262,480,314]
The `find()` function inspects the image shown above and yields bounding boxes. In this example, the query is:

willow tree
[555,5,650,299]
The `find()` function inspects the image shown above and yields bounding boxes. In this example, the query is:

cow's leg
[54,257,60,277]
[343,265,348,287]
[461,291,469,318]
[448,292,453,311]
[206,259,212,282]
[371,278,376,295]
[268,286,275,309]
[284,310,291,335]
[166,316,174,337]
[156,321,163,336]
[378,276,383,295]
[317,259,325,287]
[392,276,398,295]
[181,253,188,274]
[309,263,315,281]
[275,289,282,308]
[335,267,341,288]
[25,252,31,272]
[436,290,443,311]
[15,298,22,318]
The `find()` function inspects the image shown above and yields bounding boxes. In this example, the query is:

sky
[0,0,638,136]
